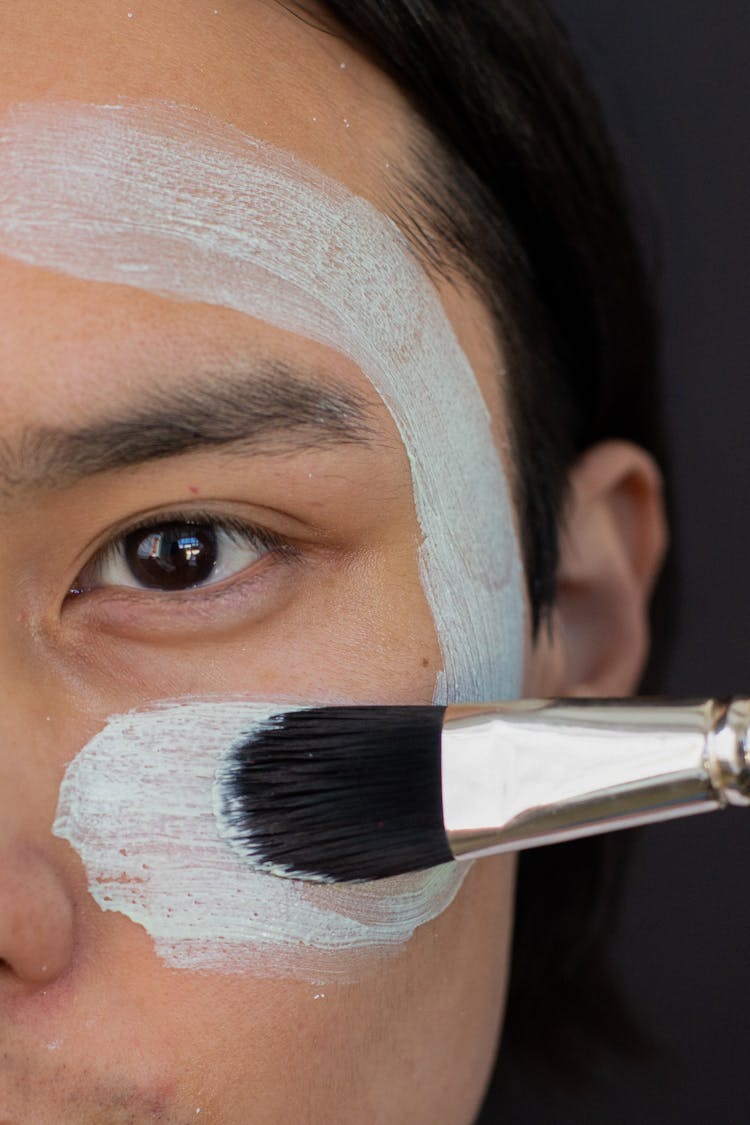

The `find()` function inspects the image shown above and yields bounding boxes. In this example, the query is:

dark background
[480,2,750,1121]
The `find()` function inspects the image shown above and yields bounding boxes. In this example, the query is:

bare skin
[0,2,666,1122]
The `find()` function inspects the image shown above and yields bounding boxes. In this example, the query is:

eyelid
[70,507,294,596]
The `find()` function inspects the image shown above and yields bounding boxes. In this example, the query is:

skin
[0,2,667,1122]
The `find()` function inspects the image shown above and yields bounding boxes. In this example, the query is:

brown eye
[73,515,274,595]
[123,524,219,590]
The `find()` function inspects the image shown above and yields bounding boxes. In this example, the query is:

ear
[529,441,668,697]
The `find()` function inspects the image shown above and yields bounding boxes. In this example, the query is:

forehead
[0,0,415,430]
[0,0,412,205]
[0,0,506,428]
[0,0,494,403]
[0,260,385,437]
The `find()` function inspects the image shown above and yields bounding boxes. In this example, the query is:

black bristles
[214,705,454,882]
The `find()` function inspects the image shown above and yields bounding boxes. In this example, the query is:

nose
[0,591,78,992]
[0,693,76,989]
[0,838,74,985]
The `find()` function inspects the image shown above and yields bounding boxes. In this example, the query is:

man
[0,2,665,1121]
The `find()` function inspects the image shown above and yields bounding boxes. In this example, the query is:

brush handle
[441,698,750,859]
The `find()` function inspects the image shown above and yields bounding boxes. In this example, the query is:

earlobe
[550,440,668,697]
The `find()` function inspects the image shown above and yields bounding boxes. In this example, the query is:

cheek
[46,858,513,1122]
[44,421,446,986]
[53,701,467,983]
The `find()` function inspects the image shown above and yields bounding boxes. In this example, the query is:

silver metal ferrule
[440,698,750,861]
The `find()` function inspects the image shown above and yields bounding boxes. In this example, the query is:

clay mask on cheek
[1,99,526,973]
[53,700,466,982]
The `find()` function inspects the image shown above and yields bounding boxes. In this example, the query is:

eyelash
[69,508,295,598]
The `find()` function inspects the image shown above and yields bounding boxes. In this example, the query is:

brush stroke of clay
[53,700,467,982]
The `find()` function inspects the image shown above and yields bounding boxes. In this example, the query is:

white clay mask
[0,99,526,974]
[53,700,465,982]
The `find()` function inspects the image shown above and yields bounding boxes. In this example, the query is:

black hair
[287,0,668,1096]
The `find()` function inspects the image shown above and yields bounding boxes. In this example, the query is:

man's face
[0,3,528,1121]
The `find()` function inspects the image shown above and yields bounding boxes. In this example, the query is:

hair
[287,0,668,1096]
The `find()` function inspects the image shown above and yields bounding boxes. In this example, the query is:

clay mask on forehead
[1,99,525,976]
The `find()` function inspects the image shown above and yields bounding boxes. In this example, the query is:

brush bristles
[214,705,454,882]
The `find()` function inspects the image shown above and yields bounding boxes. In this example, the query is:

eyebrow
[0,360,376,498]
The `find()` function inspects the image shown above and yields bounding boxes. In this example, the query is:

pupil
[124,523,218,590]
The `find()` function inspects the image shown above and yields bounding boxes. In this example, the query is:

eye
[72,514,283,595]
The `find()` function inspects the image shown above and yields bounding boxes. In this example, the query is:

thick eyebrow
[0,361,376,498]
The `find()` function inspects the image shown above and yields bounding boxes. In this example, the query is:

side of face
[0,3,666,1123]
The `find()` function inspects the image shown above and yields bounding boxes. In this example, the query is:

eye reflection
[72,514,281,595]
[125,524,219,590]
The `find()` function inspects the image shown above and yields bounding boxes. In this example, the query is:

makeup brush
[213,698,750,883]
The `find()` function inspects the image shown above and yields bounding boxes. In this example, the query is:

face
[0,3,534,1122]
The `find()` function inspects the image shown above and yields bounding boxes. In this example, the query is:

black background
[479,2,750,1121]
